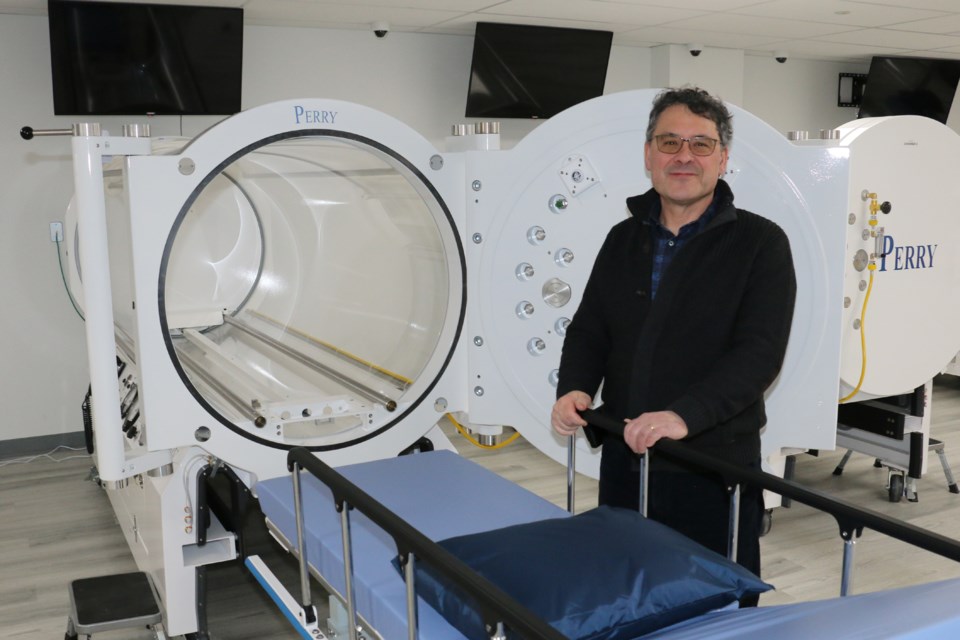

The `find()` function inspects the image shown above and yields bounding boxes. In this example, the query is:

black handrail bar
[286,447,566,640]
[580,408,960,560]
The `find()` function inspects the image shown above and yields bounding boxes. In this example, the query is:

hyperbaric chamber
[67,103,469,475]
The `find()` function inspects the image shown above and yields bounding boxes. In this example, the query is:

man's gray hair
[645,87,733,148]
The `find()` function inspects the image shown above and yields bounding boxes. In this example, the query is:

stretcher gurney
[252,411,960,639]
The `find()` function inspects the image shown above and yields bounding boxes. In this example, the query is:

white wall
[242,26,474,145]
[652,44,746,106]
[1,15,89,446]
[743,54,867,135]
[0,14,862,446]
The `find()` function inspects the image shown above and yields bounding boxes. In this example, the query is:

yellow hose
[839,268,875,403]
[446,413,521,450]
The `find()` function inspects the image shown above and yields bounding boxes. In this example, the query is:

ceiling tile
[888,14,960,35]
[904,48,960,58]
[731,0,947,28]
[599,0,770,10]
[243,0,463,29]
[0,0,248,13]
[814,28,960,50]
[434,11,637,34]
[285,0,499,9]
[662,13,861,39]
[764,38,911,60]
[849,0,960,12]
[618,24,785,49]
[478,0,707,27]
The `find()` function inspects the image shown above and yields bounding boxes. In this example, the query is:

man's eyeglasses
[653,134,719,156]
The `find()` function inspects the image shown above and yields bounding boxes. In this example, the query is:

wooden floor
[3,378,960,638]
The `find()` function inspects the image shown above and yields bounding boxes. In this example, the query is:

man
[551,87,796,597]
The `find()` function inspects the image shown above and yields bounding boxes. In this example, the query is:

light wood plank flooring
[3,378,960,638]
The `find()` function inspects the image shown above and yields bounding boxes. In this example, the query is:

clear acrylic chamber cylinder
[158,133,463,448]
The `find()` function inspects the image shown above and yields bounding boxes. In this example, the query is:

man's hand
[551,391,592,437]
[623,411,688,454]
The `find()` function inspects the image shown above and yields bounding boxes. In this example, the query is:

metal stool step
[65,571,164,640]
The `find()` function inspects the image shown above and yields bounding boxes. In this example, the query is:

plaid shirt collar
[642,198,719,299]
[644,198,719,239]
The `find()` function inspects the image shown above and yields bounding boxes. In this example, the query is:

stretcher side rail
[579,408,960,594]
[286,447,567,640]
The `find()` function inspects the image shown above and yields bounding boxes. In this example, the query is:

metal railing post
[840,538,857,596]
[727,483,741,562]
[340,505,360,640]
[566,435,576,514]
[292,463,313,611]
[639,451,649,517]
[404,554,419,640]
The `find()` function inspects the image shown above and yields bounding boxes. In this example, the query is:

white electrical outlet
[50,221,64,243]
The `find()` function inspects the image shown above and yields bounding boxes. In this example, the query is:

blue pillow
[407,506,771,640]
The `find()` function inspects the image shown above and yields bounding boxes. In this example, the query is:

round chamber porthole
[160,132,465,450]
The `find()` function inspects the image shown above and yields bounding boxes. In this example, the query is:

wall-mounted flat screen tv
[465,22,613,119]
[48,0,243,116]
[858,56,960,124]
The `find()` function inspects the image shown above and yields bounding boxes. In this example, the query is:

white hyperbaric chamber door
[123,100,468,473]
[467,89,848,478]
[835,115,960,400]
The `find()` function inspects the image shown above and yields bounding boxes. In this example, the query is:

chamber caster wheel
[888,474,904,503]
[759,509,773,536]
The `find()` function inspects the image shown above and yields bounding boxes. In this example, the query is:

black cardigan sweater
[557,180,797,464]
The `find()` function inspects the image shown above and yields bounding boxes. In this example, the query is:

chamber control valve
[516,263,535,280]
[527,226,546,245]
[861,190,891,263]
[527,338,547,355]
[549,194,569,213]
[516,301,535,318]
[554,248,574,266]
